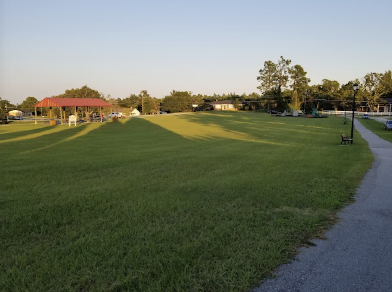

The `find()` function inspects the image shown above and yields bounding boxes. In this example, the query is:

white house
[209,100,236,111]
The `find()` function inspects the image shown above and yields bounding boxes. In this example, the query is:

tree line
[2,60,391,117]
[257,56,392,112]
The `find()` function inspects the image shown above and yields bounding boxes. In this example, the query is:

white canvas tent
[131,109,140,116]
[8,110,23,117]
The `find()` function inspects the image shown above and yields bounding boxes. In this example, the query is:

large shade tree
[257,56,293,111]
[19,97,38,111]
[257,60,278,94]
[289,65,310,110]
[161,91,193,113]
[363,70,392,111]
[55,85,104,100]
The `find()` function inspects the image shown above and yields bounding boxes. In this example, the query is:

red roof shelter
[34,97,112,124]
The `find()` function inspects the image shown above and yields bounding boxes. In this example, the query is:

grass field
[1,112,373,292]
[357,118,392,143]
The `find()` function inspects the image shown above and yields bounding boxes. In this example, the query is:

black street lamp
[344,101,347,124]
[351,83,359,144]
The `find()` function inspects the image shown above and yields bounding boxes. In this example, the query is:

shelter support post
[60,107,63,125]
[86,106,90,122]
[49,107,52,120]
[100,106,102,122]
[35,108,37,124]
[74,107,77,121]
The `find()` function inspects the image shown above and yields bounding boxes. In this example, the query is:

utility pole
[141,91,144,115]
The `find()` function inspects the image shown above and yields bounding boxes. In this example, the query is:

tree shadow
[0,124,64,141]
[1,123,104,156]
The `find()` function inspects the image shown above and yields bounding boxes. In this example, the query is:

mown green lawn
[0,112,373,292]
[357,117,392,143]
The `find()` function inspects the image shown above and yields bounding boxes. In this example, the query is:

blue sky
[1,0,391,104]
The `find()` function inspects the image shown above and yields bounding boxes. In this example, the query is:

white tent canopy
[8,110,23,116]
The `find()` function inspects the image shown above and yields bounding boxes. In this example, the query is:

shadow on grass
[0,123,104,156]
[1,112,375,292]
[0,124,60,141]
[143,111,353,148]
[1,113,368,158]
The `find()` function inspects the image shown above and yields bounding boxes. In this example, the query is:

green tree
[161,91,193,113]
[257,60,278,93]
[320,79,340,100]
[245,92,261,101]
[56,85,104,100]
[363,71,392,111]
[19,97,39,111]
[276,56,291,90]
[257,56,292,112]
[289,65,310,110]
[233,98,241,110]
[191,94,204,105]
[0,98,15,118]
[120,94,141,109]
[139,90,155,115]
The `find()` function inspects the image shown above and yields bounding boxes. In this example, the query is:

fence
[322,110,392,116]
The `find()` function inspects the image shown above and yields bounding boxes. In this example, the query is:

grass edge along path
[1,112,373,292]
[357,117,392,143]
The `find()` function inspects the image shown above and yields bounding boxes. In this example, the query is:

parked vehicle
[108,112,124,118]
[268,110,281,114]
[8,116,23,120]
[384,120,392,130]
[362,114,370,119]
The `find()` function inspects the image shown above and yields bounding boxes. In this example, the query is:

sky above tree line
[1,0,391,105]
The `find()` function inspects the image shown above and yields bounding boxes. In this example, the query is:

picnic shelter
[34,97,112,124]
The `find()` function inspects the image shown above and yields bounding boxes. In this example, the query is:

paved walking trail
[253,119,392,292]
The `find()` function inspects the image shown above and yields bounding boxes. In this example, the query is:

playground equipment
[311,108,321,117]
[281,109,292,116]
[278,108,300,117]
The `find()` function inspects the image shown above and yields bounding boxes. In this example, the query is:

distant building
[359,97,392,113]
[209,100,236,111]
[21,110,33,116]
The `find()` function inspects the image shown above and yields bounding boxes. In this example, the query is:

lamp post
[140,91,144,115]
[351,83,359,144]
[344,101,347,124]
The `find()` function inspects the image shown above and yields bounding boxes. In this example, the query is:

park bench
[341,134,352,145]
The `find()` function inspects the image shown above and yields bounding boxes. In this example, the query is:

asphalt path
[252,118,392,292]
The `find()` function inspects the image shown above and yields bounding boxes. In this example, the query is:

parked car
[8,116,23,120]
[108,112,123,118]
[108,113,115,118]
[384,120,392,130]
[268,110,281,114]
[362,114,370,119]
